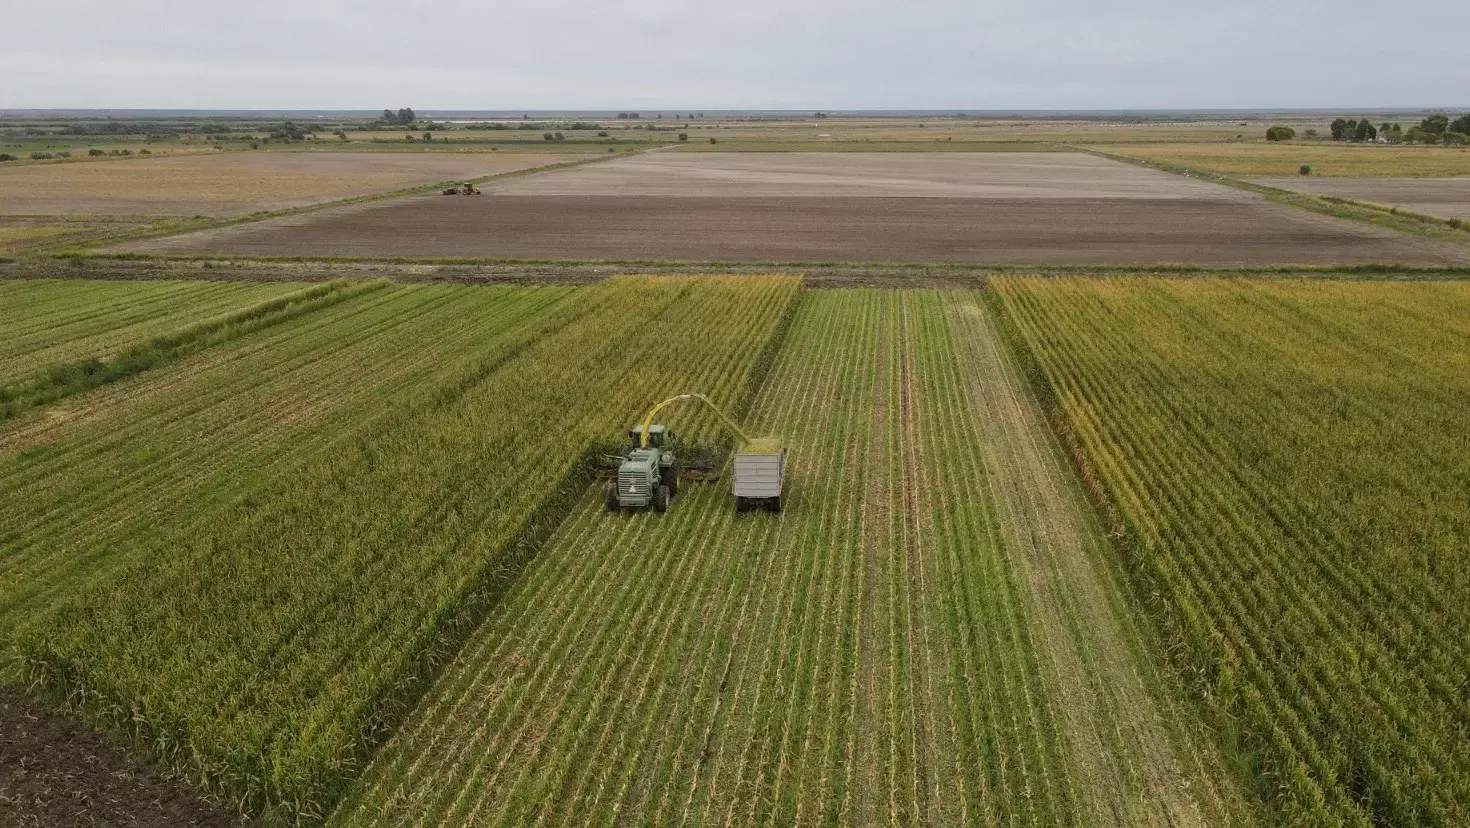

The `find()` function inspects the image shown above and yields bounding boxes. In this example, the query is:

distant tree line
[55,122,236,136]
[1328,114,1470,145]
[379,108,416,126]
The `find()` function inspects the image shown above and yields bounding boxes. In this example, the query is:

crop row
[992,277,1470,827]
[1,282,578,628]
[332,289,1123,828]
[0,278,301,384]
[7,275,799,821]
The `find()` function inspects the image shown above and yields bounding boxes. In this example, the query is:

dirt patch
[1253,177,1470,222]
[0,689,247,828]
[121,193,1470,266]
[0,152,586,217]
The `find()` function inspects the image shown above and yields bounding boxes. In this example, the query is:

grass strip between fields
[18,254,1470,288]
[0,279,376,419]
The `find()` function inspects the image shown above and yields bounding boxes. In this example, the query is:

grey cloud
[1,0,1466,109]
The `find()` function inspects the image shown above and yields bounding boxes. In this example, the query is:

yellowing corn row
[993,276,1470,828]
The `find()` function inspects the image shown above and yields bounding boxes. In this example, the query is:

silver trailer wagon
[734,438,786,513]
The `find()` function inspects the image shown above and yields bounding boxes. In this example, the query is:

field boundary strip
[1068,143,1470,246]
[0,279,378,419]
[11,255,1470,289]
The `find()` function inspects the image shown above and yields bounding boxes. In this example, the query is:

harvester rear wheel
[654,484,671,513]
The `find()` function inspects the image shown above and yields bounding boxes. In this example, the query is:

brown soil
[485,151,1244,199]
[1253,176,1470,222]
[0,689,247,828]
[118,194,1469,266]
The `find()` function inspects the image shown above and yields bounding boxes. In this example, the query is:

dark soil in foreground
[0,689,246,828]
[121,195,1470,266]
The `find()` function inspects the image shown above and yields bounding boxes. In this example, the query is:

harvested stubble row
[993,277,1470,828]
[0,279,302,384]
[4,276,799,823]
[332,290,1244,828]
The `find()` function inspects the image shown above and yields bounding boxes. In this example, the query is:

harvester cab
[606,425,679,512]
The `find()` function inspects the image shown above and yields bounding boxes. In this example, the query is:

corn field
[330,289,1244,828]
[993,276,1470,827]
[4,275,798,821]
[0,278,304,385]
[8,273,1458,828]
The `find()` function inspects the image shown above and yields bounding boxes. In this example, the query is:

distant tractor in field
[441,182,481,196]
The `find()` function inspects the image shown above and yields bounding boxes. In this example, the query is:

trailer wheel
[654,484,670,513]
[604,482,619,512]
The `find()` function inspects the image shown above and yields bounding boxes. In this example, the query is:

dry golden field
[1105,141,1470,177]
[0,151,590,217]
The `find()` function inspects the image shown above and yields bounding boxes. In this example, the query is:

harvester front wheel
[654,484,671,513]
[604,482,619,512]
[662,462,680,495]
[769,495,782,513]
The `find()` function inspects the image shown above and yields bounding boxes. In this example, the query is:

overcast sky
[3,0,1467,110]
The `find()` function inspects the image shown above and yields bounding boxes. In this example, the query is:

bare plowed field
[121,152,1470,265]
[484,151,1242,198]
[0,152,586,217]
[1253,176,1470,221]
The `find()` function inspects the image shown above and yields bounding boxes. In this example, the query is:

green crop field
[329,289,1250,828]
[0,279,301,383]
[993,277,1470,827]
[3,275,799,820]
[4,272,1468,828]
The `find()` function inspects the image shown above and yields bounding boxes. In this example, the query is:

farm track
[994,277,1470,827]
[331,288,1236,827]
[4,276,800,820]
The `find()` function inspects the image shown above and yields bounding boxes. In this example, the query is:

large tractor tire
[604,482,620,512]
[653,484,671,513]
[769,495,782,514]
[735,496,748,513]
[661,462,680,496]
